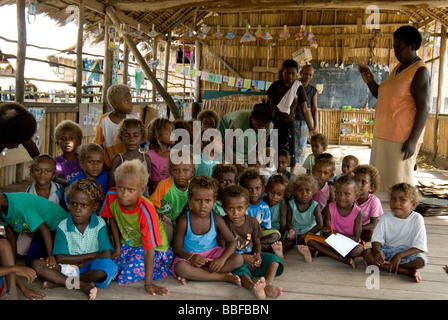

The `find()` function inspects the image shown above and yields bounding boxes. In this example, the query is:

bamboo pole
[164,31,172,90]
[105,6,181,119]
[434,25,447,161]
[102,15,112,111]
[15,0,26,104]
[75,0,85,104]
[194,39,201,102]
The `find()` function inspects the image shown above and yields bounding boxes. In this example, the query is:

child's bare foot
[347,258,356,269]
[42,281,56,290]
[271,241,284,259]
[223,273,241,287]
[252,277,267,300]
[264,284,283,299]
[414,270,422,283]
[176,276,188,285]
[80,282,97,300]
[297,245,312,263]
[0,290,18,300]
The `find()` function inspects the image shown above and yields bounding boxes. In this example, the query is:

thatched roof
[1,1,447,75]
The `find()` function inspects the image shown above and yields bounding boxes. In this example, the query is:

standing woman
[293,65,319,172]
[358,25,430,191]
[267,60,317,174]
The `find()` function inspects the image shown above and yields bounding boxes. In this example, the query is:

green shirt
[150,177,189,223]
[217,109,273,163]
[52,213,113,256]
[1,193,68,234]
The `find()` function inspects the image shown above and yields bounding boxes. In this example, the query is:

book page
[325,233,359,257]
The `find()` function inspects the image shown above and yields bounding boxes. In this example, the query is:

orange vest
[374,60,428,144]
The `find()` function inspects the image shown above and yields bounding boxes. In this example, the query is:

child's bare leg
[0,239,18,300]
[264,262,282,299]
[307,240,357,267]
[271,241,284,259]
[216,252,244,273]
[31,259,97,300]
[240,275,266,300]
[174,261,241,286]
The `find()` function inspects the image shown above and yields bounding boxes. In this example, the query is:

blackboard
[307,63,389,110]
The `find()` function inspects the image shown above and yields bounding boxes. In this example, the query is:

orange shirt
[374,60,428,144]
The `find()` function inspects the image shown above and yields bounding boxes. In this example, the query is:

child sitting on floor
[0,238,46,300]
[304,174,364,267]
[363,183,428,283]
[311,158,336,209]
[171,175,243,286]
[302,133,328,174]
[69,143,108,197]
[0,192,68,267]
[341,155,359,176]
[32,179,117,300]
[239,168,281,250]
[263,174,289,256]
[284,174,323,261]
[146,118,176,194]
[100,159,172,295]
[53,120,83,187]
[220,185,283,300]
[354,164,383,242]
[211,164,238,216]
[150,149,195,242]
[108,118,152,191]
[276,149,294,180]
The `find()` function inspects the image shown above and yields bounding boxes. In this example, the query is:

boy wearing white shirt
[363,183,428,282]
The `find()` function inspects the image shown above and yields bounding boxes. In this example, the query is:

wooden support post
[105,6,181,119]
[194,40,201,103]
[15,0,26,105]
[152,37,158,102]
[102,15,113,112]
[434,25,447,161]
[122,42,129,85]
[75,0,85,105]
[164,31,172,90]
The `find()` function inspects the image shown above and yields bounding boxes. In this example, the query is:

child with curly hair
[211,164,238,216]
[354,164,383,242]
[363,183,427,282]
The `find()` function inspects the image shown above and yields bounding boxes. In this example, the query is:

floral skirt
[114,243,174,285]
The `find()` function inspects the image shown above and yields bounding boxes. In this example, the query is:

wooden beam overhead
[105,0,213,11]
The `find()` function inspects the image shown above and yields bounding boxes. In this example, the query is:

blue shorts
[380,245,428,266]
[78,257,118,289]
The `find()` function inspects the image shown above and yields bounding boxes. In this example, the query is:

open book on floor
[325,233,359,257]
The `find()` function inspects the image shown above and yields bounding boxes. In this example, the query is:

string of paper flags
[171,63,274,91]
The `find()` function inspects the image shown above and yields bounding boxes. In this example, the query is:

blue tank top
[183,211,217,253]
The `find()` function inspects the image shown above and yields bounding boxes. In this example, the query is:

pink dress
[328,201,361,241]
[312,182,330,209]
[147,149,171,182]
[355,193,383,226]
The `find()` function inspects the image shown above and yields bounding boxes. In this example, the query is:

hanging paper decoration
[134,23,143,36]
[295,25,306,40]
[279,25,290,40]
[148,59,159,70]
[255,25,264,38]
[27,0,37,24]
[117,24,127,38]
[240,25,256,43]
[307,25,314,40]
[134,69,145,94]
[225,25,236,40]
[213,25,223,39]
[94,22,103,36]
[184,29,194,38]
[201,25,211,34]
[148,24,158,38]
[261,25,273,40]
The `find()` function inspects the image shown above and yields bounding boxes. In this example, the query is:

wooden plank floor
[3,145,448,300]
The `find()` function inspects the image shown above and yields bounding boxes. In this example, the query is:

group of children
[0,93,428,300]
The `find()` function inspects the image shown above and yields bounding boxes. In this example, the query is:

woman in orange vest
[358,25,430,191]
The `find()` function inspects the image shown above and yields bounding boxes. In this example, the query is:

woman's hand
[401,138,417,160]
[358,64,375,84]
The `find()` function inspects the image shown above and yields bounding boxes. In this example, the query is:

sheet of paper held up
[325,233,359,257]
